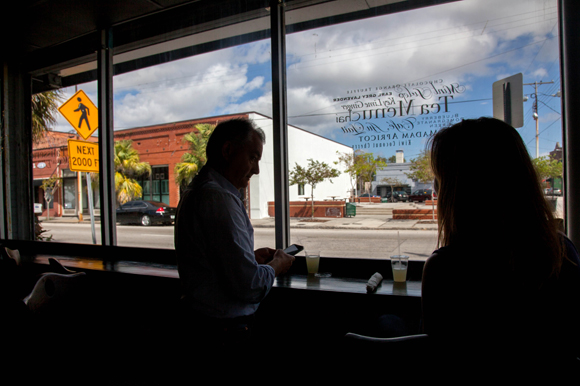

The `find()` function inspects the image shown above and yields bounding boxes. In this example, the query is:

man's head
[206,118,265,190]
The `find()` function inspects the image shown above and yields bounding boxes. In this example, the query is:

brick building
[33,112,353,219]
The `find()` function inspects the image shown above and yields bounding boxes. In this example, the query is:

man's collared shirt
[175,166,275,319]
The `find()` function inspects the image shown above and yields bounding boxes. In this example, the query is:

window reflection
[285,0,561,261]
[28,0,562,261]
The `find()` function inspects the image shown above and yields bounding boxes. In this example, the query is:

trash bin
[345,202,356,217]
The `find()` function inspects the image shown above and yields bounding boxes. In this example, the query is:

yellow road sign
[68,139,99,173]
[59,90,99,140]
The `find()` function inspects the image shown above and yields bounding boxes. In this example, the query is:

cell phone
[283,244,304,256]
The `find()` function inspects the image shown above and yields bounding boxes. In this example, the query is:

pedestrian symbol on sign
[58,90,99,140]
[74,97,91,132]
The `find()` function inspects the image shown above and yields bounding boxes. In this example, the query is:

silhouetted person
[174,118,294,367]
[421,117,580,378]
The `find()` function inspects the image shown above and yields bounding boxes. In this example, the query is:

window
[109,7,274,250]
[22,0,563,265]
[32,81,103,244]
[285,0,561,261]
[138,166,170,205]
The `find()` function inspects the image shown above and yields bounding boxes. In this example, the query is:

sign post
[59,91,100,243]
[66,139,99,244]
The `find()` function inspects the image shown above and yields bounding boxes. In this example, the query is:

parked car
[408,189,437,202]
[383,190,408,202]
[359,193,380,197]
[544,187,562,196]
[116,200,177,226]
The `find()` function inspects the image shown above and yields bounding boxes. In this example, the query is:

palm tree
[114,140,151,205]
[32,90,63,144]
[174,123,216,189]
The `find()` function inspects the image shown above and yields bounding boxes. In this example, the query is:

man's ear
[221,141,234,161]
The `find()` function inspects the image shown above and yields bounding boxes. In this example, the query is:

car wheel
[141,214,151,226]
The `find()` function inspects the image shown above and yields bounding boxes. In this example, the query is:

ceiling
[3,0,459,92]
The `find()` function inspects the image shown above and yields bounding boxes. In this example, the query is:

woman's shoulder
[424,244,486,278]
[424,246,460,274]
[560,232,580,265]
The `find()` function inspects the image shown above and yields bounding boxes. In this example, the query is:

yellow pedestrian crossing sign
[59,90,99,140]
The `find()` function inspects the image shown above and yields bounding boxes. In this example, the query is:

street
[41,222,438,261]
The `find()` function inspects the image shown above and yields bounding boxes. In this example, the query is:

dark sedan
[384,190,408,202]
[116,200,177,226]
[408,189,437,202]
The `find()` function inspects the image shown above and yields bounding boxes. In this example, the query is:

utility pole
[524,80,554,158]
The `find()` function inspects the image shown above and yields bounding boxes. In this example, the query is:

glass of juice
[390,255,409,282]
[305,251,320,275]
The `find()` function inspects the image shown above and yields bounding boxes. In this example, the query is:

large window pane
[286,0,561,261]
[112,19,274,252]
[33,82,102,245]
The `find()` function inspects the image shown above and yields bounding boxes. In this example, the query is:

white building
[371,149,432,197]
[249,112,354,219]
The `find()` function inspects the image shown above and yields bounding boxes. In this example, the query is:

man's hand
[254,247,276,264]
[267,249,295,276]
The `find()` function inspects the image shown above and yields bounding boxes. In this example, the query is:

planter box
[393,209,437,220]
[354,197,381,203]
[268,201,346,218]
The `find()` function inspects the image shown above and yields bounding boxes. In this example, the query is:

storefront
[33,112,353,219]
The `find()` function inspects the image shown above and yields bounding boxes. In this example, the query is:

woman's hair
[429,117,563,279]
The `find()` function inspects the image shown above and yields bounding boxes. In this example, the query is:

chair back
[25,272,86,314]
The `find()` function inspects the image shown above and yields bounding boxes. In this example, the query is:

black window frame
[3,0,580,262]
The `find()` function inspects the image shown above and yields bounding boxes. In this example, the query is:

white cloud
[51,0,560,158]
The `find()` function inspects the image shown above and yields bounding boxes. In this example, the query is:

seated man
[175,117,294,355]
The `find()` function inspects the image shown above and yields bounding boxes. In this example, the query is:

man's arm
[202,191,276,304]
[255,247,295,275]
[267,249,295,276]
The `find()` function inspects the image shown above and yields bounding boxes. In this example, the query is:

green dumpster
[345,203,356,217]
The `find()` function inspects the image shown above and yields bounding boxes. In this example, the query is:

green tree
[41,175,62,220]
[335,150,387,199]
[335,151,359,198]
[32,90,63,144]
[114,140,151,205]
[405,149,435,219]
[174,123,216,189]
[356,152,387,200]
[533,156,563,193]
[405,149,434,185]
[289,159,341,219]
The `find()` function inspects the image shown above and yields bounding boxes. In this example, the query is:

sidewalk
[251,216,437,230]
[39,203,439,231]
[251,201,438,230]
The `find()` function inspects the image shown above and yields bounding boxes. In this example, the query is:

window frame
[4,0,579,260]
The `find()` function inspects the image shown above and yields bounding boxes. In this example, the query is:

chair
[48,256,78,274]
[344,332,430,356]
[342,333,432,373]
[345,332,429,345]
[24,271,86,314]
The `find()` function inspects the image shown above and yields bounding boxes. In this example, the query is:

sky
[53,0,562,162]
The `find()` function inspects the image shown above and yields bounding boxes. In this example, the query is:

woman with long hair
[421,117,580,370]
